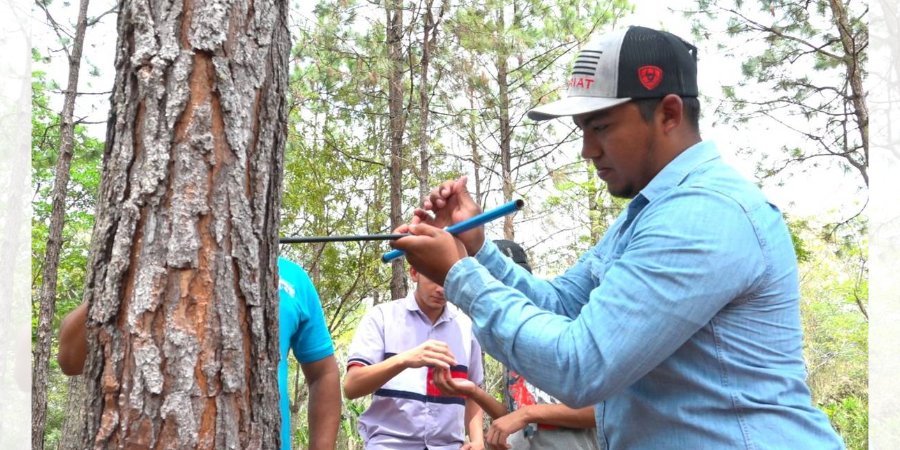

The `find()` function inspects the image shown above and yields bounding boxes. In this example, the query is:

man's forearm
[343,357,407,399]
[465,398,485,443]
[465,386,507,419]
[519,404,595,429]
[307,370,341,450]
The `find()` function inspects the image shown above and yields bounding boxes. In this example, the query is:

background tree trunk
[58,376,87,450]
[496,10,513,241]
[76,0,289,446]
[387,0,408,300]
[32,0,91,447]
[416,0,444,202]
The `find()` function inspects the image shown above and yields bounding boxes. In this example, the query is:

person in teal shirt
[57,257,341,450]
[277,257,341,450]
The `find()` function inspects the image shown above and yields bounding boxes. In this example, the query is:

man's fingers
[406,223,441,239]
[393,223,411,234]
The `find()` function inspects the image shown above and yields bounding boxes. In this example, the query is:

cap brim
[527,96,631,121]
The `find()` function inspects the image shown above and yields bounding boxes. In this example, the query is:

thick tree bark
[32,0,91,447]
[76,0,289,447]
[387,0,407,300]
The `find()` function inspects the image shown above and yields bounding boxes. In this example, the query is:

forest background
[27,0,871,448]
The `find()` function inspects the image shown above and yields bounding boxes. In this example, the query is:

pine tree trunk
[32,0,91,447]
[496,11,514,241]
[58,376,87,450]
[417,0,443,203]
[76,0,289,447]
[829,0,869,187]
[387,0,407,300]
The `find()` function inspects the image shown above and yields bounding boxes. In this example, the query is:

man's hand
[460,441,485,450]
[413,176,485,256]
[485,409,530,450]
[390,223,467,286]
[399,339,458,369]
[433,366,478,397]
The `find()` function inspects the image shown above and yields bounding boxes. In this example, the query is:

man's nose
[581,136,601,160]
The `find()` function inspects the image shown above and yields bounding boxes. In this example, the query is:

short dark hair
[632,96,700,131]
[493,239,532,273]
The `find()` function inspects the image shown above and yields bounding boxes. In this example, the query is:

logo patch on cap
[638,65,663,90]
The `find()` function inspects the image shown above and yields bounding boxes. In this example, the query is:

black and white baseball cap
[528,26,699,121]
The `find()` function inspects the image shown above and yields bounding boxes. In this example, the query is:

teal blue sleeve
[278,258,334,364]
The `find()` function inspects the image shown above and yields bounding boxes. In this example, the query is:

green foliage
[795,216,867,449]
[821,395,868,450]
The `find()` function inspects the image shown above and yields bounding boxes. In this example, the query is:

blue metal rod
[381,199,525,263]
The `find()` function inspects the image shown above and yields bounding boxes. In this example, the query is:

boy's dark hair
[493,239,532,273]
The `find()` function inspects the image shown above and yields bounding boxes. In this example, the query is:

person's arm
[432,366,507,419]
[485,404,595,449]
[442,191,767,408]
[57,302,88,376]
[515,404,595,428]
[463,397,485,450]
[343,339,457,400]
[302,355,341,450]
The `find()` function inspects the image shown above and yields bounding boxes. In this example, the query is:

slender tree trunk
[416,0,445,203]
[32,0,91,447]
[387,0,407,300]
[58,376,87,450]
[76,0,289,446]
[469,94,484,206]
[496,10,514,240]
[829,0,868,186]
[416,0,434,202]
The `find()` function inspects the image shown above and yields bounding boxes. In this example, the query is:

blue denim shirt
[445,141,844,449]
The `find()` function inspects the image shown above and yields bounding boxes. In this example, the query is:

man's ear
[658,94,684,134]
[408,265,419,282]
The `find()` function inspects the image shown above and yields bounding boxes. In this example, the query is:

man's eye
[592,124,608,133]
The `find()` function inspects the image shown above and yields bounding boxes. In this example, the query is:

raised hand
[399,339,458,370]
[413,176,485,256]
[390,223,467,286]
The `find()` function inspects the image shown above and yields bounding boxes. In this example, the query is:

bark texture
[77,0,289,447]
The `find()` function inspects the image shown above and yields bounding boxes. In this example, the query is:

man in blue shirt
[57,257,340,450]
[391,26,844,449]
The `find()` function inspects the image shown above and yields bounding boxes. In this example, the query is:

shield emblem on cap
[638,65,663,90]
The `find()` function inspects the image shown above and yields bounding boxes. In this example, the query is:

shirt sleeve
[445,189,766,407]
[346,306,385,368]
[289,267,335,364]
[473,239,600,319]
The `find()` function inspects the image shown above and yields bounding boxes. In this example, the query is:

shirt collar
[639,140,720,202]
[403,290,457,325]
